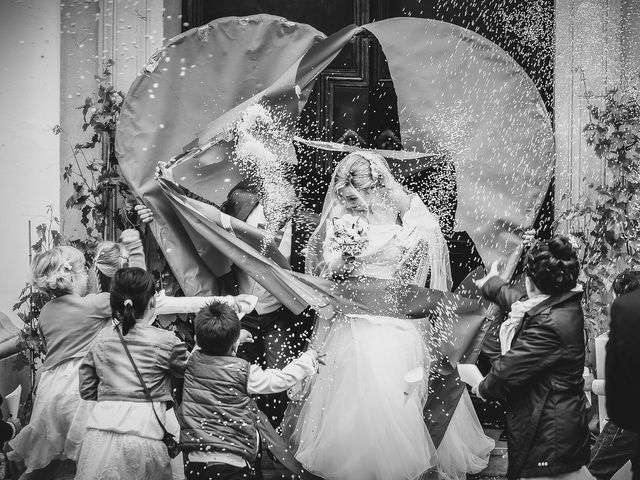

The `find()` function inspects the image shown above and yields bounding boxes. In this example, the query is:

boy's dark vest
[178,352,258,462]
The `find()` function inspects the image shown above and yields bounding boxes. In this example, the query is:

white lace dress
[290,196,494,480]
[74,401,172,480]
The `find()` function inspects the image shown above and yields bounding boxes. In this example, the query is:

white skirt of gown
[288,313,494,480]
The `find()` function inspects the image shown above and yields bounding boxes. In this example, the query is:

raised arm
[478,317,563,400]
[247,350,318,395]
[120,229,146,270]
[155,293,257,317]
[481,277,526,313]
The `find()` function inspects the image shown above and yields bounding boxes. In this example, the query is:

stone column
[60,0,180,238]
[59,0,101,239]
[554,0,623,230]
[621,0,640,86]
[99,0,167,92]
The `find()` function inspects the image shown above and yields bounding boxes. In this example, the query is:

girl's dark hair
[110,267,155,335]
[612,270,640,296]
[524,235,580,295]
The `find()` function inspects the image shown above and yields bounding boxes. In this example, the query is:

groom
[142,171,317,426]
[221,178,316,426]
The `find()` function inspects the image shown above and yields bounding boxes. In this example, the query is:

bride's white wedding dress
[290,183,494,480]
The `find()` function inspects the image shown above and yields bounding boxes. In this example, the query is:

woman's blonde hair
[31,246,85,297]
[94,241,129,292]
[332,152,386,195]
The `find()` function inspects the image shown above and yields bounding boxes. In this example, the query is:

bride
[286,151,494,480]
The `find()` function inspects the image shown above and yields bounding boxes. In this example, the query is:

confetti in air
[235,104,297,249]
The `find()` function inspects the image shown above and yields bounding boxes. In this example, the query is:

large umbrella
[116,15,554,295]
[116,13,554,450]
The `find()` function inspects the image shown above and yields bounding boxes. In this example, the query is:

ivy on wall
[560,86,640,341]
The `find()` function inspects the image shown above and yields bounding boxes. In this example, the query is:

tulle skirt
[75,399,172,480]
[8,357,94,470]
[437,389,495,480]
[286,313,494,480]
[74,429,171,480]
[288,314,436,480]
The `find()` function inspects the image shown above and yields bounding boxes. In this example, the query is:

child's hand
[119,228,141,244]
[233,294,258,315]
[471,384,481,398]
[306,349,327,367]
[474,261,500,289]
[135,204,154,224]
[522,228,536,248]
[239,329,254,344]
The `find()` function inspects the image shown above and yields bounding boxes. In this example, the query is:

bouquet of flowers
[328,214,369,257]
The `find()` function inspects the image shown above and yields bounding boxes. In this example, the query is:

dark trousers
[237,306,301,427]
[185,462,257,480]
[589,420,639,480]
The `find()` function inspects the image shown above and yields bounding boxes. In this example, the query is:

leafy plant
[10,206,61,420]
[559,86,640,340]
[14,60,195,382]
[59,59,135,241]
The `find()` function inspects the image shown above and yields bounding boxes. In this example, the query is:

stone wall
[59,0,179,238]
[555,0,640,227]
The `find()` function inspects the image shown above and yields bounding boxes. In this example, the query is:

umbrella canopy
[116,15,553,295]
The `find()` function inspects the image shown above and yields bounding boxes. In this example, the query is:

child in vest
[179,301,319,480]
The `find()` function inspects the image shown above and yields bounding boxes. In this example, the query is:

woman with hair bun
[474,235,592,480]
[75,267,188,480]
[91,229,145,293]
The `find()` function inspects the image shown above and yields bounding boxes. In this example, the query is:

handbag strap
[115,325,171,436]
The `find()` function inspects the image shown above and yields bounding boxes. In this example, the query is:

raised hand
[522,228,536,248]
[233,294,258,315]
[134,204,154,224]
[474,260,500,289]
[306,349,327,368]
[239,329,254,345]
[327,255,356,281]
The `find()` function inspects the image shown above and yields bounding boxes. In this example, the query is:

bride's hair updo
[524,235,580,295]
[333,153,386,194]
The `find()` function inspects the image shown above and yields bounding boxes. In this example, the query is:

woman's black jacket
[478,277,590,480]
